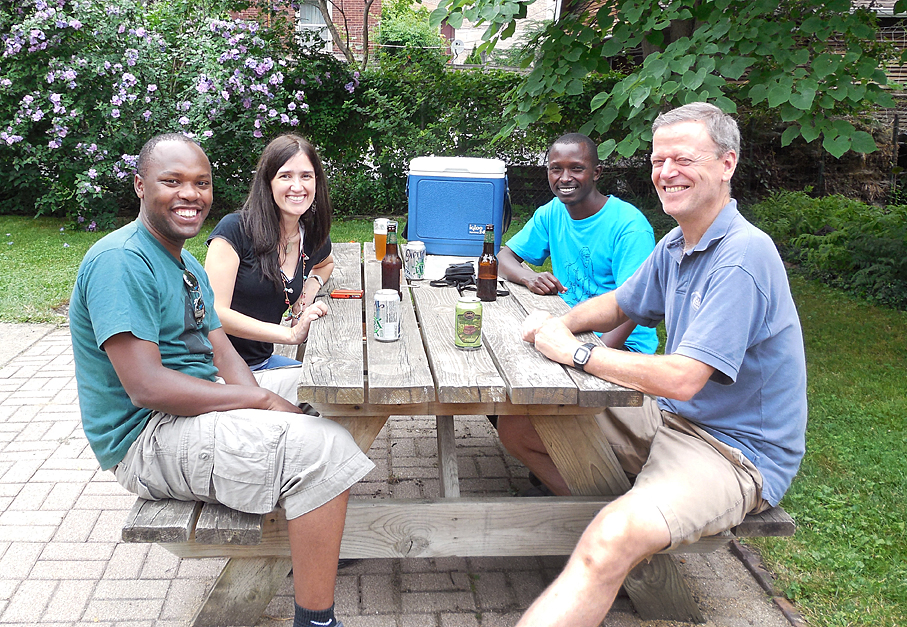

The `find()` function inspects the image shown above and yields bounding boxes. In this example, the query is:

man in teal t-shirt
[69,134,372,627]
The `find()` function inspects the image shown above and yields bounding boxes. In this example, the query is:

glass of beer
[373,218,388,260]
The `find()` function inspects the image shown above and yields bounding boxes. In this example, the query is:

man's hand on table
[521,271,567,296]
[522,310,583,367]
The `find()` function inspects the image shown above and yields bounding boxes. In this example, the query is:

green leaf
[564,46,584,62]
[661,80,680,95]
[596,6,616,31]
[597,138,617,160]
[429,7,452,29]
[812,54,840,78]
[682,68,706,90]
[789,87,816,111]
[501,20,516,41]
[767,83,792,108]
[832,119,855,135]
[823,133,851,159]
[801,122,822,143]
[780,104,801,122]
[748,83,768,104]
[849,131,877,154]
[800,16,825,35]
[600,36,623,57]
[790,48,810,67]
[670,55,695,75]
[616,135,641,158]
[629,85,652,108]
[645,56,668,78]
[565,79,584,96]
[781,125,800,147]
[590,90,611,111]
[712,95,737,113]
[718,56,754,80]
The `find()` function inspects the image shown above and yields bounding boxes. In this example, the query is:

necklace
[281,225,307,321]
[282,233,299,254]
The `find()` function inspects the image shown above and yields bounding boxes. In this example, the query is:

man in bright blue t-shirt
[495,133,657,496]
[498,133,657,354]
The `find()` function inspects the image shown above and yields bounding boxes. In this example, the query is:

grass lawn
[1,214,905,627]
[749,275,907,627]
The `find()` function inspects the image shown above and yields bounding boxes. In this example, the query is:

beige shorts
[252,365,300,405]
[115,409,374,519]
[598,396,770,549]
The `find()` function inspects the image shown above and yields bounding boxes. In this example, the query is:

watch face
[574,345,592,366]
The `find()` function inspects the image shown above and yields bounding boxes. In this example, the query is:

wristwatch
[308,274,324,288]
[572,342,597,372]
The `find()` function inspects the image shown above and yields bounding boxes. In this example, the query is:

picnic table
[123,241,794,626]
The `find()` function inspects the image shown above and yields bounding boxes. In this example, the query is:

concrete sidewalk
[0,325,793,627]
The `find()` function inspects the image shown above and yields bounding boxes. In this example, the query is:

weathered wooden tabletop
[298,241,642,415]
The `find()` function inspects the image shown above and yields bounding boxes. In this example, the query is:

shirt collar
[666,199,739,263]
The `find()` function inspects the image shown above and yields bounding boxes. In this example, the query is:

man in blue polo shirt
[515,103,807,626]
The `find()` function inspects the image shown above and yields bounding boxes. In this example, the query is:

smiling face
[135,140,212,258]
[546,142,603,211]
[650,120,737,227]
[270,150,316,222]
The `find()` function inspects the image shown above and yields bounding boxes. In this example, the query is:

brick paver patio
[0,326,792,627]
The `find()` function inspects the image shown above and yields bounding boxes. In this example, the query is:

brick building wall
[231,0,381,61]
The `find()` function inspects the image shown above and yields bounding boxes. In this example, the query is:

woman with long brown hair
[205,134,334,379]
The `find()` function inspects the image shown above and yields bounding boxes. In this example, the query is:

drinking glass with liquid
[373,218,389,261]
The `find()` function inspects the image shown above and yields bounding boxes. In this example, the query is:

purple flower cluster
[0,1,354,230]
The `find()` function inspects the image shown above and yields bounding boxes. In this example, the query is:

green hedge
[1,0,627,226]
[752,191,907,310]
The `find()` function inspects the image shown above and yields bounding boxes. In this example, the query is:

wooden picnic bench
[120,242,796,626]
[122,497,794,627]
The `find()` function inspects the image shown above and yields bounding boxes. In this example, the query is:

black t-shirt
[207,212,332,366]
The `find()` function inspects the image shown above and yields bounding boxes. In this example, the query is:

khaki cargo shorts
[115,408,374,520]
[598,396,771,549]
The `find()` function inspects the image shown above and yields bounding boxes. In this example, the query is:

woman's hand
[286,301,328,344]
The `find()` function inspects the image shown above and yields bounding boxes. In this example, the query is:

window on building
[297,1,332,51]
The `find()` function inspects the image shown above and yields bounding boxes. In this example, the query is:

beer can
[374,289,401,342]
[403,240,426,280]
[454,296,483,350]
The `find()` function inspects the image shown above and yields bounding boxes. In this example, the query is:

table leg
[190,556,293,627]
[436,415,460,498]
[530,413,704,624]
[326,414,389,453]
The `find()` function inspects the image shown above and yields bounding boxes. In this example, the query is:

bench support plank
[436,416,460,498]
[624,555,705,623]
[190,556,292,627]
[152,498,735,560]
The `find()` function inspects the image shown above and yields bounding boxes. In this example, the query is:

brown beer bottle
[381,221,403,299]
[477,224,498,302]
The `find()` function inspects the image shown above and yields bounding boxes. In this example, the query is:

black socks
[294,603,339,627]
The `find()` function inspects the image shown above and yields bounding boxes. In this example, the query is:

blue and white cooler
[406,156,508,256]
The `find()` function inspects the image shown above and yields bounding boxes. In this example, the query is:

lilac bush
[0,0,359,228]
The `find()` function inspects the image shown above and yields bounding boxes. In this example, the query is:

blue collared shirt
[615,200,807,506]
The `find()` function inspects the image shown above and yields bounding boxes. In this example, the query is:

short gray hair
[652,103,740,157]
